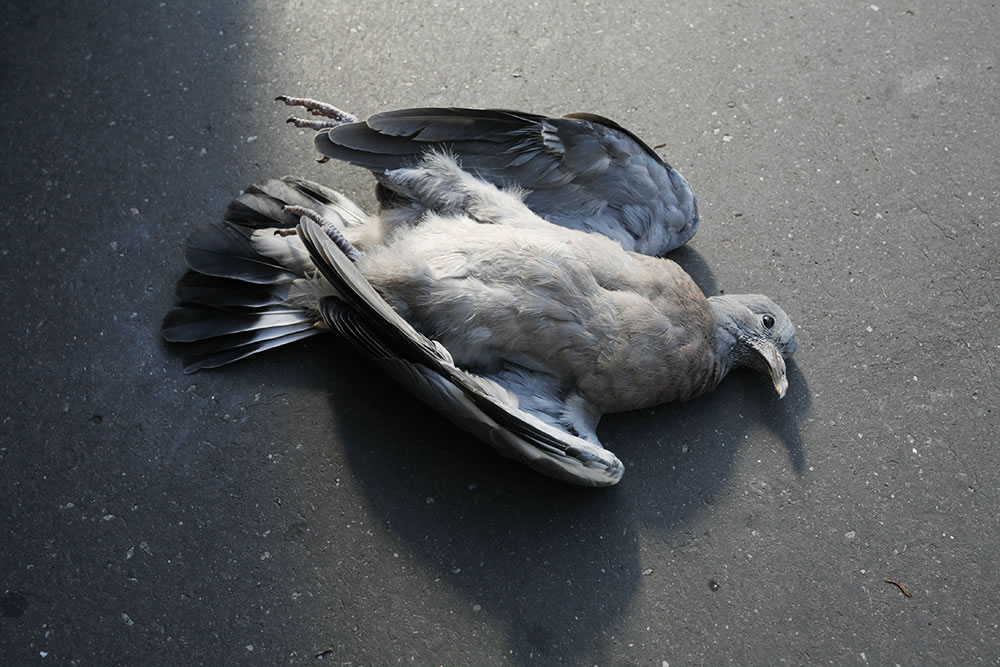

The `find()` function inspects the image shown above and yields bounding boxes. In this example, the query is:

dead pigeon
[276,96,699,256]
[162,153,797,486]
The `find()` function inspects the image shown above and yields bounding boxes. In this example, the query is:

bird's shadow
[309,334,812,661]
[667,244,718,296]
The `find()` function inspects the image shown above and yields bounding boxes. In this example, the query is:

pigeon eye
[762,314,775,329]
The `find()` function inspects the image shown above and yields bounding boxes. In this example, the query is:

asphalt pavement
[2,1,997,663]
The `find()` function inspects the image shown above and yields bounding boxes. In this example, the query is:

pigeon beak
[750,339,788,398]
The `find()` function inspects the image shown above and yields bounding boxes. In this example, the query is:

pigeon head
[708,294,797,398]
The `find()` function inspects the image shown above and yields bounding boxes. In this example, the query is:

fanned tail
[161,177,368,373]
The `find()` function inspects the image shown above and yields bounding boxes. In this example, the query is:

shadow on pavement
[323,333,811,660]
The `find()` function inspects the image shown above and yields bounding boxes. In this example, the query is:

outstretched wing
[314,108,698,255]
[297,219,624,486]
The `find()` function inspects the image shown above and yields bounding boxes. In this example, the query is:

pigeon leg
[283,205,364,262]
[275,95,358,128]
[285,117,345,131]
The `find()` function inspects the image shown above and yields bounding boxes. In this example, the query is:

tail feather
[163,176,370,371]
[175,272,291,308]
[161,305,314,342]
[170,320,318,356]
[280,177,367,226]
[180,328,320,373]
[226,176,367,229]
[184,221,300,284]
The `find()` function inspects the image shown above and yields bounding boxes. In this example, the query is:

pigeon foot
[283,205,364,262]
[275,95,358,130]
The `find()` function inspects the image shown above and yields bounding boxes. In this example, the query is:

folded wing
[298,218,624,486]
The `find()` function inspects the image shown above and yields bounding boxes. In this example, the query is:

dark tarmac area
[2,1,997,664]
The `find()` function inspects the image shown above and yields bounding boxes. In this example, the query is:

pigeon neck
[707,298,741,380]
